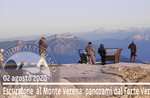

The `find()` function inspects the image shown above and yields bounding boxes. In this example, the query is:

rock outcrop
[1,62,150,98]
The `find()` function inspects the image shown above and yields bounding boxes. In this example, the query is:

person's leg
[37,53,48,68]
[86,56,88,64]
[103,56,106,64]
[130,57,132,62]
[91,55,96,64]
[102,56,105,65]
[37,54,43,68]
[42,54,48,68]
[43,55,48,68]
[130,52,133,63]
[134,52,136,63]
[101,56,103,64]
[88,56,92,64]
[134,56,136,63]
[94,56,96,64]
[0,60,4,67]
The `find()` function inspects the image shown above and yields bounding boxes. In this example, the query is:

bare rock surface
[1,62,150,98]
[59,62,150,98]
[60,63,150,82]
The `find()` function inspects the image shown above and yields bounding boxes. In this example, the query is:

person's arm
[128,44,131,49]
[92,47,95,53]
[91,47,95,56]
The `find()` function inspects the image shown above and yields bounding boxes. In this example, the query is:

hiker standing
[85,42,96,64]
[98,44,106,65]
[128,41,137,63]
[0,49,4,66]
[37,37,48,69]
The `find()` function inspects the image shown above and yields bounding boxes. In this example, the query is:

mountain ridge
[0,33,149,64]
[74,27,150,41]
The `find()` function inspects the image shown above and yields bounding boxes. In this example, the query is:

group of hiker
[0,37,138,69]
[85,41,137,65]
[85,42,106,65]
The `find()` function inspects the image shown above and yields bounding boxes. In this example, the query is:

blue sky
[0,0,150,39]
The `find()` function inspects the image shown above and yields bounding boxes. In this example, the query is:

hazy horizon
[0,26,150,41]
[0,0,150,39]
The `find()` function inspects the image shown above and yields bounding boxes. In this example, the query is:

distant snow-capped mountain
[127,32,150,41]
[46,34,81,41]
[74,27,150,40]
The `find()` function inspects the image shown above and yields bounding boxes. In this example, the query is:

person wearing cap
[85,42,96,64]
[37,37,48,69]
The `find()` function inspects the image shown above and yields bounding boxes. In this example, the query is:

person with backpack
[37,37,48,69]
[98,44,106,65]
[85,42,96,64]
[128,41,137,63]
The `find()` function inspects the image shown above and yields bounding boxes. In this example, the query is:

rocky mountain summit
[1,62,150,98]
[59,62,150,98]
[45,35,85,55]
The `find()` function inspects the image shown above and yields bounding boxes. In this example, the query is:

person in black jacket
[128,41,137,63]
[98,44,106,65]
